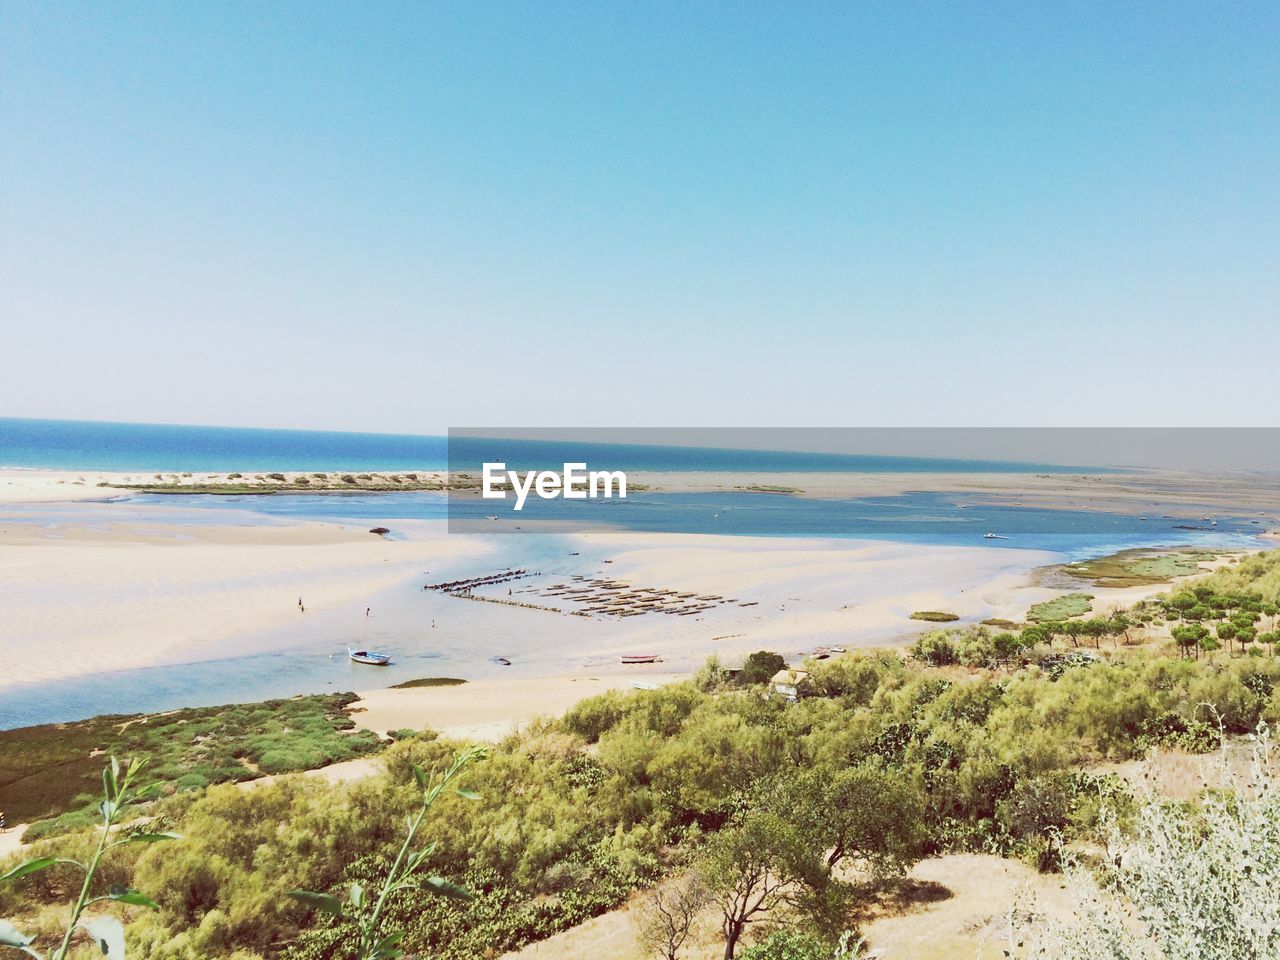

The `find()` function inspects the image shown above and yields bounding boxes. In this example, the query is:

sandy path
[500,853,1077,960]
[0,825,29,860]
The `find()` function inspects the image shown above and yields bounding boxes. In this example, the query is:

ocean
[0,418,1111,475]
[0,418,450,473]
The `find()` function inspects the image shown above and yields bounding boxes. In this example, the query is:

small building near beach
[769,669,810,702]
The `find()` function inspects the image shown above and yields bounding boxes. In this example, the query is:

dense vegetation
[907,611,959,623]
[0,694,380,835]
[1059,547,1219,588]
[5,549,1280,958]
[1013,728,1280,960]
[5,641,1280,958]
[1026,592,1094,622]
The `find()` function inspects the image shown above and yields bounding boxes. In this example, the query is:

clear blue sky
[2,2,1277,432]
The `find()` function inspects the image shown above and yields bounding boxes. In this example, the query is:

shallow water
[0,490,1268,729]
[128,488,1266,559]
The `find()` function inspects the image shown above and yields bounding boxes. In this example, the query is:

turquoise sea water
[0,418,449,472]
[0,418,1111,474]
[126,490,1268,556]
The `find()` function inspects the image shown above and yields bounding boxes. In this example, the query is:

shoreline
[1,506,1247,727]
[2,466,1274,728]
[3,467,1279,528]
[0,505,1065,709]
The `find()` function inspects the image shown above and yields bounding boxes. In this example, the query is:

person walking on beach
[365,606,370,617]
[298,596,304,613]
[0,810,6,833]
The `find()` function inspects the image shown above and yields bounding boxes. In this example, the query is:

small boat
[348,647,391,666]
[490,656,512,666]
[631,681,660,691]
[620,654,661,665]
[984,533,1008,540]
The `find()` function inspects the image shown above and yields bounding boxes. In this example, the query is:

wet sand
[0,508,1182,701]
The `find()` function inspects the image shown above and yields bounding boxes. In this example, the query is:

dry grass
[501,854,1076,960]
[858,854,1076,960]
[1094,739,1273,803]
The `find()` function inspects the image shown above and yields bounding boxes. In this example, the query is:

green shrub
[1027,593,1095,622]
[740,651,787,685]
[7,646,1279,960]
[1012,728,1280,960]
[739,930,850,959]
[388,677,467,689]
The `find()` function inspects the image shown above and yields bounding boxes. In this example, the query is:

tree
[1020,624,1050,648]
[1218,621,1238,655]
[803,767,920,876]
[1237,625,1258,653]
[1167,593,1197,621]
[636,875,709,960]
[1108,612,1133,647]
[700,805,831,960]
[702,765,920,959]
[1172,624,1208,659]
[1063,621,1083,647]
[740,651,787,686]
[992,631,1023,661]
[1262,602,1279,630]
[1232,611,1260,630]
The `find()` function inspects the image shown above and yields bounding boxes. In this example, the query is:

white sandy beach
[0,500,1178,700]
[0,519,491,690]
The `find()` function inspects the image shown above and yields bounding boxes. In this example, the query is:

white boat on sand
[348,647,392,665]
